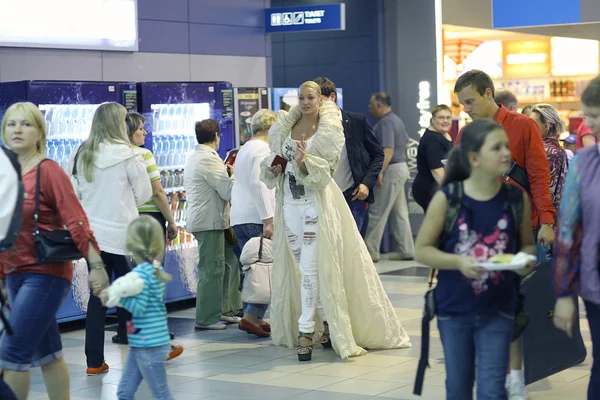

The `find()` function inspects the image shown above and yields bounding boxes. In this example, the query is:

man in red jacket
[454,70,555,244]
[454,70,556,399]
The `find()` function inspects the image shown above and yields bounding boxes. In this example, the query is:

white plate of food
[477,252,536,271]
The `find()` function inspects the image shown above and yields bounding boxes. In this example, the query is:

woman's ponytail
[126,216,172,283]
[441,119,505,188]
[441,147,471,187]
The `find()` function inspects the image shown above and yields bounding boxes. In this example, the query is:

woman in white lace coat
[260,81,411,361]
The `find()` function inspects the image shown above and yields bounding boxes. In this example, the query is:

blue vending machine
[136,81,235,303]
[0,80,137,323]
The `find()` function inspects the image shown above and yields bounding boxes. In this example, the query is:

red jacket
[576,121,597,150]
[0,160,99,282]
[454,106,555,227]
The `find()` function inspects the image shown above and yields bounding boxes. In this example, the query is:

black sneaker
[112,334,128,345]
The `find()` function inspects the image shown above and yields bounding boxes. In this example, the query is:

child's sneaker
[506,371,527,400]
[86,362,109,376]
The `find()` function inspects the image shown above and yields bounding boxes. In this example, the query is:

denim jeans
[0,273,70,371]
[437,313,514,400]
[232,223,269,319]
[283,202,325,333]
[117,345,173,400]
[347,199,368,232]
[585,301,600,400]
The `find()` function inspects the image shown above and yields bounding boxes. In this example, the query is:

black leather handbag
[33,159,83,264]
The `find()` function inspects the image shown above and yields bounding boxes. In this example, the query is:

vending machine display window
[149,103,210,171]
[39,103,101,170]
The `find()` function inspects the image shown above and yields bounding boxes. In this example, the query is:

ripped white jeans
[283,201,326,334]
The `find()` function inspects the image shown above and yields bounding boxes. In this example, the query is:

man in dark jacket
[314,77,384,230]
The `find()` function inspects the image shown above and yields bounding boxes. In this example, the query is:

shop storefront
[441,24,599,134]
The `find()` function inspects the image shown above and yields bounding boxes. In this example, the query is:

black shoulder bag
[34,159,83,263]
[503,160,530,193]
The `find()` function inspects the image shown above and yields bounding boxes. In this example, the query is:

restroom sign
[265,3,346,33]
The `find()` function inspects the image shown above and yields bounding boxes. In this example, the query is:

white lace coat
[260,100,411,360]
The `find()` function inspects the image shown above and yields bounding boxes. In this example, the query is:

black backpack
[0,146,24,253]
[414,180,524,396]
[441,180,524,244]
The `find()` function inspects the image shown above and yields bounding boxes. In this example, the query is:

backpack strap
[440,180,465,245]
[503,183,525,248]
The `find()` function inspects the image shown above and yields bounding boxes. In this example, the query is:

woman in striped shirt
[100,216,175,400]
[125,113,178,240]
[126,112,182,361]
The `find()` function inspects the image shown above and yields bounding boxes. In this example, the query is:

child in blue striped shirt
[100,216,174,400]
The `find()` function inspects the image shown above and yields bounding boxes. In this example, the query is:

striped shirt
[120,262,171,348]
[138,149,160,213]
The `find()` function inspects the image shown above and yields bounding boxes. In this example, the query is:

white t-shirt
[333,144,354,192]
[0,149,18,242]
[230,140,275,226]
[282,135,312,203]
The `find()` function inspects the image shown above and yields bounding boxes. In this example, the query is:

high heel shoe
[320,321,332,349]
[297,332,314,362]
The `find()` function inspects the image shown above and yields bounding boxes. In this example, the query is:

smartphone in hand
[224,149,239,166]
[271,155,288,170]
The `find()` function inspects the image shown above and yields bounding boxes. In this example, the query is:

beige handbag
[240,236,272,305]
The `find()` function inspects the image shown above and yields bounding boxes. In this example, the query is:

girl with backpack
[414,119,537,399]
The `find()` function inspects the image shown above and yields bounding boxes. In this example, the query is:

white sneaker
[506,373,528,400]
[221,310,243,324]
[221,315,241,323]
[195,322,227,330]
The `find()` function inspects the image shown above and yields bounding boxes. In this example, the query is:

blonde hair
[1,102,47,155]
[299,81,322,96]
[532,103,566,138]
[431,104,452,117]
[251,109,277,135]
[126,216,172,283]
[78,102,129,182]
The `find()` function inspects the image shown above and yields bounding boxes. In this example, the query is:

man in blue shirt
[365,92,414,262]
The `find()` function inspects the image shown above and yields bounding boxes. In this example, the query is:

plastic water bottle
[155,135,164,168]
[64,139,74,168]
[47,140,57,161]
[57,139,66,166]
[187,135,196,163]
[166,134,176,168]
[175,135,184,167]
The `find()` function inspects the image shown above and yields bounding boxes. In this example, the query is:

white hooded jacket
[69,143,152,255]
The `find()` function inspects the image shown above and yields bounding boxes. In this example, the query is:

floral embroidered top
[544,136,568,212]
[553,152,584,299]
[435,185,519,316]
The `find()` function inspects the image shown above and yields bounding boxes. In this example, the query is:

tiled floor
[28,257,593,399]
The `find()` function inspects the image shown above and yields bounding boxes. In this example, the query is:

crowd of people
[0,70,599,399]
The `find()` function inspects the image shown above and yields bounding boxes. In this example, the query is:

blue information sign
[492,0,581,28]
[265,3,346,33]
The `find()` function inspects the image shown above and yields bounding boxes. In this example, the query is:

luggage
[521,259,587,385]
